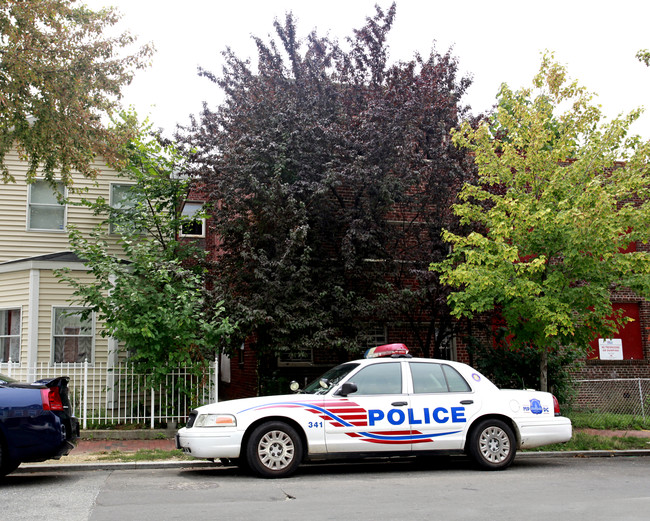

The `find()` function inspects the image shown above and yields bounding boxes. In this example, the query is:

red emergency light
[364,343,410,359]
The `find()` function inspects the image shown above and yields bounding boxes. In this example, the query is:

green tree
[58,125,235,383]
[0,0,153,185]
[180,4,474,363]
[637,49,650,67]
[434,55,650,391]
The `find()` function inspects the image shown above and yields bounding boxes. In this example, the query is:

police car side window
[410,363,447,393]
[410,362,471,393]
[442,365,471,392]
[350,363,402,395]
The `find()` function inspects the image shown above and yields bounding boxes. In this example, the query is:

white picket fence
[1,360,218,429]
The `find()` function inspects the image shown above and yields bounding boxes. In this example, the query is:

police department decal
[522,398,549,414]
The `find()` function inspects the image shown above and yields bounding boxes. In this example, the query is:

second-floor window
[110,183,137,234]
[0,308,20,363]
[28,180,65,231]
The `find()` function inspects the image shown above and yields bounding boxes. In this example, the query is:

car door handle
[460,400,474,405]
[391,401,408,407]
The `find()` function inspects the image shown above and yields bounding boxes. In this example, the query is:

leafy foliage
[464,330,581,404]
[58,124,235,383]
[637,49,650,67]
[179,4,474,360]
[0,0,153,185]
[434,55,650,390]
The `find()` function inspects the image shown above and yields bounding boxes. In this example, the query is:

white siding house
[0,150,125,376]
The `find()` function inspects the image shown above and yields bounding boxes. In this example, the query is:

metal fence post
[82,358,88,430]
[640,378,646,421]
[214,354,219,403]
[150,387,155,429]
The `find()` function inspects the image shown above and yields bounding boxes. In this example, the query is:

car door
[406,361,481,450]
[323,361,413,453]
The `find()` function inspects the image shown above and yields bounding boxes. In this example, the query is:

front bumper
[176,426,244,460]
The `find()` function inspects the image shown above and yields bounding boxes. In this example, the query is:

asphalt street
[4,455,650,521]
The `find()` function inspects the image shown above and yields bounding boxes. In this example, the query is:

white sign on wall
[598,338,624,360]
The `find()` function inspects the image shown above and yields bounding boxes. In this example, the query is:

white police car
[176,344,572,478]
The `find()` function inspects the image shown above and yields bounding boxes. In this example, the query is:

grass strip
[93,449,193,462]
[524,432,650,452]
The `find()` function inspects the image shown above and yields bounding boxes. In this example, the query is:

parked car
[0,373,79,476]
[176,344,572,478]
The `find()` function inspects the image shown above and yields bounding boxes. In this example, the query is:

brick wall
[219,340,259,400]
[574,283,650,379]
[190,173,650,400]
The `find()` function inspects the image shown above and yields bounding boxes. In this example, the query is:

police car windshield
[303,363,360,395]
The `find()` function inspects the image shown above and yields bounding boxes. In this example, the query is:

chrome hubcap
[258,430,295,470]
[478,426,511,463]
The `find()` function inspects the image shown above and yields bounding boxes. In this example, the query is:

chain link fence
[569,378,650,429]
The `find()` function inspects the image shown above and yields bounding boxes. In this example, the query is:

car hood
[195,393,325,415]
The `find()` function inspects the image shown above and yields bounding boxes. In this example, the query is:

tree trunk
[539,350,548,392]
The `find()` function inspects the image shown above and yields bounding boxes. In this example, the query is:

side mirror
[336,382,358,397]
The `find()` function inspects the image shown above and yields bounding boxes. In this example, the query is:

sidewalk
[75,437,177,454]
[577,428,650,438]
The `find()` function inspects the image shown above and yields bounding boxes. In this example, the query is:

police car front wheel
[246,421,303,478]
[468,419,516,470]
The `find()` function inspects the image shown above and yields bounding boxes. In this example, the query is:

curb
[16,460,216,473]
[519,449,650,459]
[15,449,650,474]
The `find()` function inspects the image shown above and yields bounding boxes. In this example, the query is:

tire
[246,421,303,478]
[468,419,516,470]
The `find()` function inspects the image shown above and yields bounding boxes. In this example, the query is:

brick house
[191,190,650,401]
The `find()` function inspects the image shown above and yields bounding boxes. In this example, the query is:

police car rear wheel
[246,421,303,478]
[469,419,516,470]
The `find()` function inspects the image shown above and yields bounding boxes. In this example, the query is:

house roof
[0,251,86,266]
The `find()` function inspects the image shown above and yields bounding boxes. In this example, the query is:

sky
[85,0,650,139]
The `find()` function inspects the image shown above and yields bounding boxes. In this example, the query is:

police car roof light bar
[364,343,410,359]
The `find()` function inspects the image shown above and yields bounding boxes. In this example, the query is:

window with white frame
[109,183,137,234]
[0,308,20,363]
[52,308,94,363]
[180,201,206,237]
[28,180,65,230]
